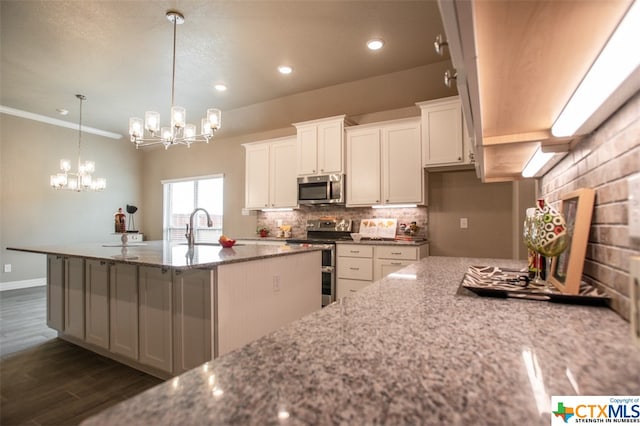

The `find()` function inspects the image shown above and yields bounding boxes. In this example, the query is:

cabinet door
[85,259,109,349]
[382,120,424,204]
[110,262,138,360]
[270,138,298,208]
[421,99,463,166]
[64,257,85,340]
[374,259,413,281]
[346,127,381,206]
[296,125,318,176]
[173,269,212,374]
[46,255,64,331]
[139,266,173,374]
[245,144,270,209]
[317,120,343,174]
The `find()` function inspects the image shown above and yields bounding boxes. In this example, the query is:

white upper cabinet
[346,118,425,207]
[243,137,298,210]
[294,115,346,176]
[346,126,382,206]
[381,119,424,205]
[418,96,471,168]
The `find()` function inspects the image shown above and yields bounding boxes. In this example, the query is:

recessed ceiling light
[278,65,293,75]
[56,108,69,115]
[214,84,227,92]
[367,39,384,51]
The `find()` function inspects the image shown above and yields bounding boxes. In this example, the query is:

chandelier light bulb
[128,11,222,149]
[145,111,160,133]
[60,159,71,172]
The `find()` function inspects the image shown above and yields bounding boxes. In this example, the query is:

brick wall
[540,92,640,320]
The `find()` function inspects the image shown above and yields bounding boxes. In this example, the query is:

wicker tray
[460,265,609,305]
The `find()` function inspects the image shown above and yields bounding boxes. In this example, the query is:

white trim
[0,278,46,291]
[161,173,224,185]
[0,105,123,140]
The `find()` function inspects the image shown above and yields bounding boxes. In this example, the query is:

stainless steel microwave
[297,174,345,205]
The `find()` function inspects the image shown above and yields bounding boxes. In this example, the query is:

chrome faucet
[185,208,213,247]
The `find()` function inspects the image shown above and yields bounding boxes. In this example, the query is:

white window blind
[163,175,223,243]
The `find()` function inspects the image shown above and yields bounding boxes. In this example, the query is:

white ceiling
[0,0,448,138]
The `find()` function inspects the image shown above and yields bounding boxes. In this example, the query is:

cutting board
[359,218,397,239]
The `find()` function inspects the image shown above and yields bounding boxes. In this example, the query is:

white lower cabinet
[85,259,109,349]
[139,266,173,374]
[336,245,374,299]
[337,244,428,298]
[64,256,85,340]
[109,262,139,360]
[173,268,213,374]
[46,255,64,331]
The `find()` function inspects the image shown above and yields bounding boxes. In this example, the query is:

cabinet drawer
[337,244,374,258]
[337,278,370,299]
[375,246,418,260]
[337,257,373,281]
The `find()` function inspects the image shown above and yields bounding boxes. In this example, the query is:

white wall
[0,114,142,284]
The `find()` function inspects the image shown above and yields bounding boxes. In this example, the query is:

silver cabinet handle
[349,250,360,254]
[349,267,360,271]
[391,262,402,265]
[391,252,402,255]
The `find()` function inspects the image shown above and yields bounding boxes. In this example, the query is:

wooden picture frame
[549,188,596,294]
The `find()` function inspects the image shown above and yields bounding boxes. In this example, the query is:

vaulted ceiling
[1,1,451,139]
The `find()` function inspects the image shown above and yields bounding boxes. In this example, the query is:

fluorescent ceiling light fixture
[372,204,417,209]
[278,65,293,75]
[261,208,293,212]
[551,1,640,137]
[56,108,69,115]
[522,146,554,178]
[367,39,384,50]
[214,84,227,92]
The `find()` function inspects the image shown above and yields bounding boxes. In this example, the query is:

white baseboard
[0,278,46,291]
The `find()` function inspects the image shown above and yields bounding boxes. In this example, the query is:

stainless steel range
[286,219,352,307]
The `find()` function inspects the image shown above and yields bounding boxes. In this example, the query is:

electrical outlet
[277,219,283,227]
[3,264,11,273]
[460,218,468,229]
[630,257,640,348]
[273,275,280,292]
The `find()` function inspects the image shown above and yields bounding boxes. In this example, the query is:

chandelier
[50,94,106,191]
[128,11,222,149]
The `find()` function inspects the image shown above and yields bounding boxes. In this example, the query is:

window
[163,175,223,243]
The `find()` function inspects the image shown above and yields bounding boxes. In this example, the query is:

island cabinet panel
[173,269,213,374]
[139,266,173,374]
[109,262,138,360]
[85,259,109,349]
[64,256,85,340]
[46,255,64,331]
[216,251,321,357]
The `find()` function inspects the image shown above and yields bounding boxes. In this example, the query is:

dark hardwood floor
[0,286,163,425]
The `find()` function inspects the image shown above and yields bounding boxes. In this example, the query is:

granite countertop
[8,240,320,270]
[82,256,640,425]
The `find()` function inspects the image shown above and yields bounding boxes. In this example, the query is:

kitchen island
[82,256,640,425]
[8,241,322,378]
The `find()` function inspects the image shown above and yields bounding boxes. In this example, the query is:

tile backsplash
[257,206,428,239]
[540,91,640,321]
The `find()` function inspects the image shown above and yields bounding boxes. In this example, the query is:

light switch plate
[631,257,640,348]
